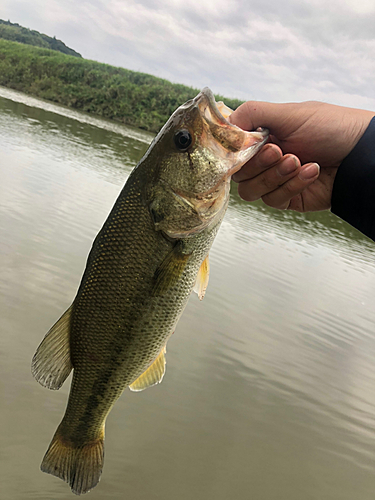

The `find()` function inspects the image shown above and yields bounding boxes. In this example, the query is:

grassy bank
[0,38,243,132]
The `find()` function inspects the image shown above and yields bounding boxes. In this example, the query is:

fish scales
[32,87,268,495]
[61,172,219,441]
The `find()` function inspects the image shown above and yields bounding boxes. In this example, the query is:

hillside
[0,38,243,132]
[0,20,81,57]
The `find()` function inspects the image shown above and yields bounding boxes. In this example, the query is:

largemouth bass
[32,88,268,495]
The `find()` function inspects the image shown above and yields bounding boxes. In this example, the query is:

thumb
[229,101,292,137]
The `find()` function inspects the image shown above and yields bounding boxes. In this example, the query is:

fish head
[143,87,269,238]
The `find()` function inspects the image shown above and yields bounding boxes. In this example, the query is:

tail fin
[41,425,104,495]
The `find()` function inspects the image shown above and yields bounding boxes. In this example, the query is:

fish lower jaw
[227,131,269,177]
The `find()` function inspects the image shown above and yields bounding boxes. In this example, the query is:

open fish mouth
[149,87,270,237]
[165,89,269,233]
[196,87,269,177]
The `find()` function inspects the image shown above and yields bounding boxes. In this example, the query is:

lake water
[1,86,375,500]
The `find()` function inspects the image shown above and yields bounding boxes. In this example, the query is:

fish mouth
[195,87,269,177]
[169,88,269,212]
[172,90,268,225]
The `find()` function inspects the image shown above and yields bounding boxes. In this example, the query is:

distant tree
[0,19,82,57]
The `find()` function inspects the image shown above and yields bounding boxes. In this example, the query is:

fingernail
[277,156,299,176]
[257,145,281,167]
[299,163,320,180]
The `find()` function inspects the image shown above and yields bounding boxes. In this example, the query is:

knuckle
[259,174,278,192]
[234,163,252,182]
[262,193,288,210]
[280,179,300,196]
[287,196,303,212]
[244,100,259,113]
[238,182,260,202]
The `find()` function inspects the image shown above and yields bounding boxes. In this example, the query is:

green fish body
[32,88,268,495]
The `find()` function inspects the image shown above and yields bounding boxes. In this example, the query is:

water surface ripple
[1,87,375,500]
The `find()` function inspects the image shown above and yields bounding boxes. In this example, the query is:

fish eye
[174,130,192,151]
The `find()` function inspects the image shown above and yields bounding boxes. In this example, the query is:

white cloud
[339,0,375,14]
[2,0,375,110]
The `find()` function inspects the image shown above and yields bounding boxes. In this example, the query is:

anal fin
[129,347,166,392]
[31,305,73,390]
[193,254,210,300]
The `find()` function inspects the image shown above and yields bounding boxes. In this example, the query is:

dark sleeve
[331,116,375,241]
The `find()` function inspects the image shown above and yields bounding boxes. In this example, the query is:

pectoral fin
[152,241,191,296]
[129,347,166,392]
[193,255,210,300]
[31,305,73,390]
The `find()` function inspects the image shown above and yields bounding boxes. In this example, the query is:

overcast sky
[2,0,375,109]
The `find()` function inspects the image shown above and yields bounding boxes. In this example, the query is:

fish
[31,87,268,495]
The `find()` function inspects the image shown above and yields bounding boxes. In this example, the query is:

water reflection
[229,182,374,261]
[1,88,375,500]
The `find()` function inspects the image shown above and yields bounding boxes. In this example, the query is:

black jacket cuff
[331,116,375,241]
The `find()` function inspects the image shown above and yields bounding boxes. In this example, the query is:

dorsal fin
[129,347,166,392]
[31,306,73,390]
[193,254,210,300]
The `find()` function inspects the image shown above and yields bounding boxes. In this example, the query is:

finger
[261,163,320,210]
[232,143,283,183]
[237,155,301,202]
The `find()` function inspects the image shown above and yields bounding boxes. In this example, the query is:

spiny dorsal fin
[129,347,166,392]
[31,305,73,390]
[152,242,191,296]
[193,254,210,300]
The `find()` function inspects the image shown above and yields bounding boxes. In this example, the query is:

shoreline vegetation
[0,24,243,133]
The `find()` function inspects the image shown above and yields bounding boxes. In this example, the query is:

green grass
[0,38,243,132]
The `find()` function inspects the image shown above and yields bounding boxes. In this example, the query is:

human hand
[230,101,374,211]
